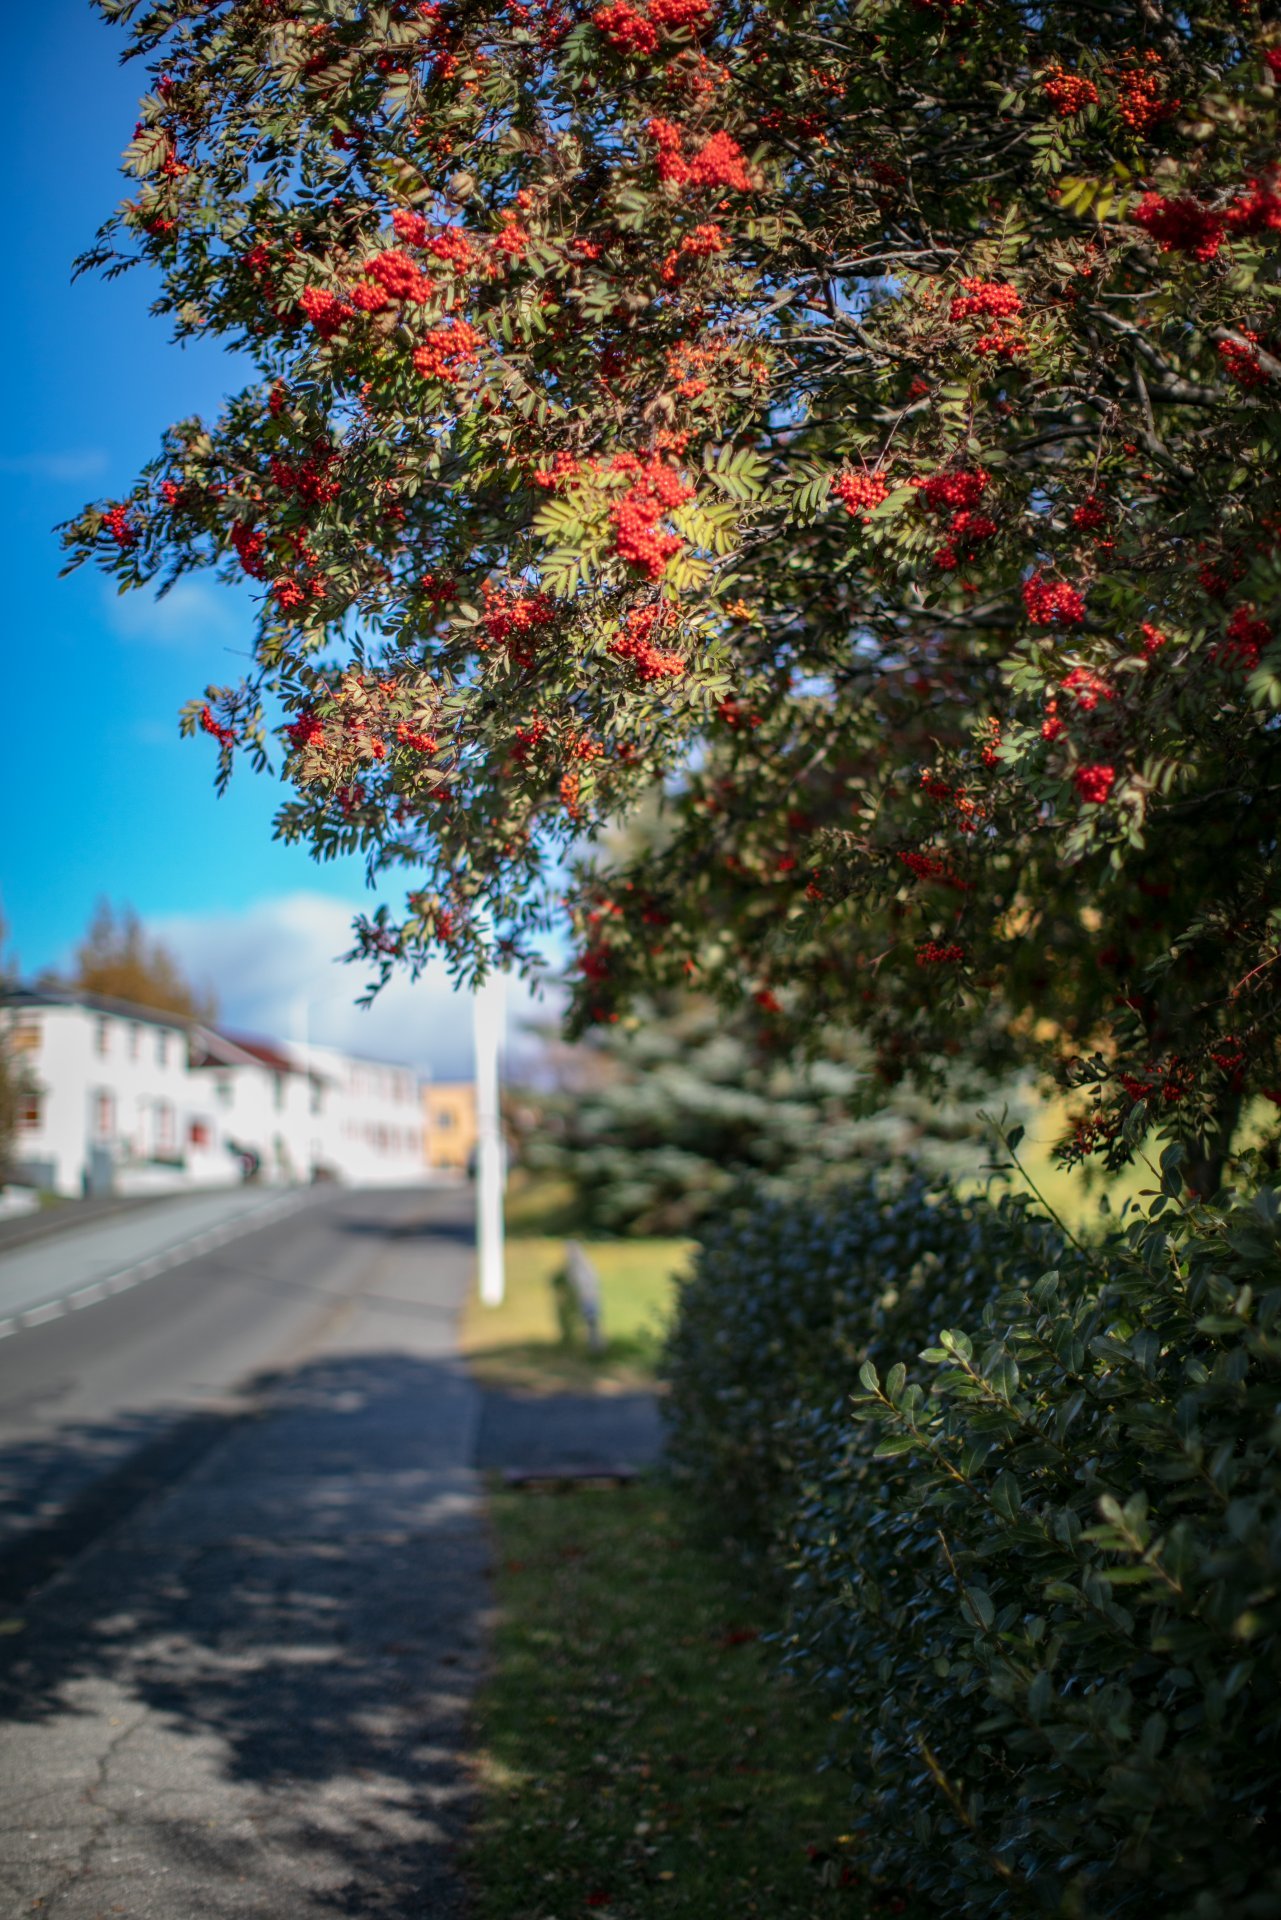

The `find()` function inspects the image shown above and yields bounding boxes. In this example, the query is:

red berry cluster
[299,286,353,337]
[365,248,434,303]
[1071,494,1108,531]
[390,212,477,274]
[949,279,1021,322]
[420,571,458,606]
[1226,177,1281,237]
[200,705,235,748]
[915,941,965,966]
[1062,666,1114,710]
[1073,762,1115,804]
[231,520,267,579]
[1220,604,1272,672]
[533,451,581,490]
[395,722,439,753]
[1135,178,1281,265]
[660,220,728,281]
[609,604,687,679]
[1023,570,1086,627]
[511,715,551,762]
[609,454,694,579]
[1042,66,1099,117]
[918,467,989,513]
[268,451,341,507]
[1133,193,1224,263]
[898,850,967,889]
[917,468,995,567]
[647,119,754,192]
[934,509,997,570]
[1114,54,1179,134]
[593,0,708,56]
[831,469,890,518]
[1217,332,1269,388]
[412,318,484,381]
[482,582,556,663]
[103,505,138,549]
[286,710,326,751]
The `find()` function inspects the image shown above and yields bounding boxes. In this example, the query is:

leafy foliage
[662,1171,1072,1546]
[64,0,1281,1172]
[663,1170,1281,1917]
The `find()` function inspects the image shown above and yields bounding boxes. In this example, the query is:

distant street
[0,1183,486,1919]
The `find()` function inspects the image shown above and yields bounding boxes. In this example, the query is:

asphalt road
[0,1183,488,1919]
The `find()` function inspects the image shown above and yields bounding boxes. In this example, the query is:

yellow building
[422,1081,478,1172]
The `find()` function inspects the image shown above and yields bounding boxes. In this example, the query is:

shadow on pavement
[337,1212,476,1246]
[0,1350,489,1919]
[474,1384,664,1472]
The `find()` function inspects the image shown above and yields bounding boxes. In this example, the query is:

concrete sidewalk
[0,1185,314,1330]
[0,1191,488,1920]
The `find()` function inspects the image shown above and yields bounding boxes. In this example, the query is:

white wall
[6,1003,237,1198]
[194,1059,327,1186]
[290,1042,425,1186]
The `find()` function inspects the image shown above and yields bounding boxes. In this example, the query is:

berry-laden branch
[65,0,1281,1174]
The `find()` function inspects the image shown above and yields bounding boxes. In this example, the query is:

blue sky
[0,5,550,1071]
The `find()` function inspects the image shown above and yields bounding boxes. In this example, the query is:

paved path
[0,1186,487,1920]
[0,1184,321,1331]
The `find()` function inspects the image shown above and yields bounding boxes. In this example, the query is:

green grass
[460,1233,691,1393]
[467,1480,903,1919]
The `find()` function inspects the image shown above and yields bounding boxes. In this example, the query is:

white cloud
[106,578,252,653]
[0,449,109,484]
[153,892,563,1082]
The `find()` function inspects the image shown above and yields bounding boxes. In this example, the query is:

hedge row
[661,1165,1281,1918]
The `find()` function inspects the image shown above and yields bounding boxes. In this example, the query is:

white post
[474,957,506,1307]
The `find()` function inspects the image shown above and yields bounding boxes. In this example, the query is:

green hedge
[661,1173,1075,1551]
[662,1166,1281,1917]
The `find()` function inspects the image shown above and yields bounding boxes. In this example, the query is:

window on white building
[95,1018,110,1058]
[17,1093,41,1130]
[93,1090,116,1139]
[273,1072,285,1112]
[189,1119,210,1148]
[156,1029,169,1068]
[154,1102,175,1154]
[129,1023,141,1060]
[215,1077,232,1107]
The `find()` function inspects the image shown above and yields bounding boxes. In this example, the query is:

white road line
[0,1190,314,1339]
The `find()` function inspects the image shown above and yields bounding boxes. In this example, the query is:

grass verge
[467,1478,899,1919]
[460,1234,691,1393]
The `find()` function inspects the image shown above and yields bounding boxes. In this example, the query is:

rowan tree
[66,0,1281,1177]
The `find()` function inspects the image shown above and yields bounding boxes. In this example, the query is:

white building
[188,1028,329,1188]
[286,1040,426,1187]
[3,988,237,1198]
[2,986,428,1198]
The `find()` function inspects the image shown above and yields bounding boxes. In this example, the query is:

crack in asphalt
[31,1710,149,1916]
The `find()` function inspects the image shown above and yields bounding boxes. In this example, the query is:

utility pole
[473,954,506,1306]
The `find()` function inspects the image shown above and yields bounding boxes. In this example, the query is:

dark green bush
[664,1165,1281,1917]
[661,1172,1075,1550]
